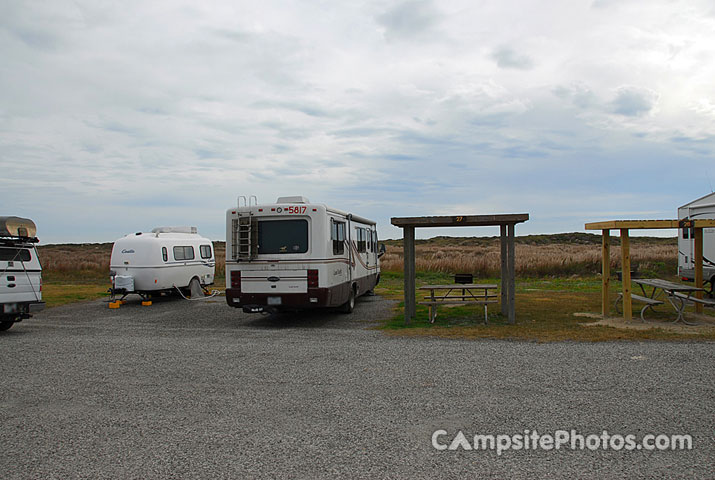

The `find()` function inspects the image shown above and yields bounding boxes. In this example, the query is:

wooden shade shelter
[584,219,715,321]
[391,213,529,324]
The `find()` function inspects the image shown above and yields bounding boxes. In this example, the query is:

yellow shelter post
[602,230,610,317]
[694,227,704,314]
[620,229,631,322]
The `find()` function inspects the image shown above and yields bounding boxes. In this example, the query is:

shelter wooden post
[694,227,704,313]
[506,224,516,324]
[500,225,508,316]
[601,230,610,317]
[391,214,529,325]
[620,229,632,321]
[403,226,416,323]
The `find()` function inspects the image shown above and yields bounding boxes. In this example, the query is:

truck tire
[340,287,355,314]
[0,321,14,331]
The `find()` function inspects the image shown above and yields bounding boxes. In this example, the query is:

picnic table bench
[672,292,715,309]
[418,284,497,324]
[631,278,707,325]
[614,292,664,321]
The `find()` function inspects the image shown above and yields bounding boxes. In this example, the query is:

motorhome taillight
[231,270,241,290]
[307,269,318,288]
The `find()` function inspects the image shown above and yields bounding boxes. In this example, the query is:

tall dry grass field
[37,244,112,281]
[37,242,227,283]
[379,238,677,277]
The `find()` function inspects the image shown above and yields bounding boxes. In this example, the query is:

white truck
[109,226,215,301]
[678,192,715,294]
[0,216,44,331]
[225,196,382,313]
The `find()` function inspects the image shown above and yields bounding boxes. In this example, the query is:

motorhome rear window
[258,220,308,254]
[173,246,195,261]
[0,247,31,262]
[200,245,212,259]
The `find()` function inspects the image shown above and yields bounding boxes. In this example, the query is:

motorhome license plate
[267,297,282,305]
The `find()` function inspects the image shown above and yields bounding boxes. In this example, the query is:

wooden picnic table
[632,278,708,325]
[417,284,497,324]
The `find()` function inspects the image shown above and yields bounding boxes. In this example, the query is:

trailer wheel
[340,286,355,314]
[0,321,14,331]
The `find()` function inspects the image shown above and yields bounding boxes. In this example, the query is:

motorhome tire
[340,287,355,314]
[0,321,14,331]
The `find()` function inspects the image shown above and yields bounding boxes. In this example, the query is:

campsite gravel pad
[2,295,714,479]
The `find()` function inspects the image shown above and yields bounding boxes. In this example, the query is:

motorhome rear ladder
[234,214,257,260]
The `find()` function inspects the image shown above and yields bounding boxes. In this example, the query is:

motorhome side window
[331,220,345,255]
[0,247,31,262]
[200,245,212,259]
[356,228,367,253]
[173,246,195,261]
[257,219,308,254]
[162,247,168,262]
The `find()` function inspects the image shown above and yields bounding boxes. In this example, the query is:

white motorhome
[1,216,44,331]
[110,227,215,300]
[225,196,382,313]
[678,192,715,293]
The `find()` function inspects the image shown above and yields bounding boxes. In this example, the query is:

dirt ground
[576,312,715,335]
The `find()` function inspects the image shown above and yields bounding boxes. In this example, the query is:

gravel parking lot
[2,294,714,479]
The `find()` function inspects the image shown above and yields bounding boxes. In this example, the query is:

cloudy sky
[2,0,715,243]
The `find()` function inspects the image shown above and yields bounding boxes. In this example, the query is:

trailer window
[258,220,308,254]
[682,228,688,239]
[200,245,212,259]
[162,247,168,262]
[173,246,195,261]
[0,247,31,262]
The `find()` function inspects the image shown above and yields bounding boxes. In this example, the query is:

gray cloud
[611,86,658,116]
[552,84,597,109]
[376,0,442,40]
[491,46,534,70]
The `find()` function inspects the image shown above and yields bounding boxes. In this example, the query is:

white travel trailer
[110,227,215,300]
[1,216,44,331]
[678,192,715,293]
[225,196,382,313]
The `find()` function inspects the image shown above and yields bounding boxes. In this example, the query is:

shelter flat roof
[585,219,715,230]
[391,213,529,228]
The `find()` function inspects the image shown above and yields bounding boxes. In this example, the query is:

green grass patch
[41,284,111,308]
[376,271,715,342]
